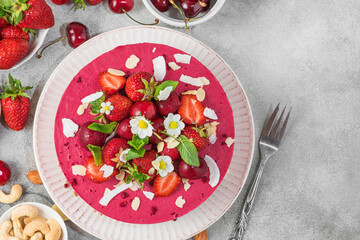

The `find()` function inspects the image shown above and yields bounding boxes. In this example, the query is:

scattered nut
[225,137,235,147]
[125,54,140,69]
[82,102,89,109]
[115,170,125,181]
[184,181,191,192]
[182,90,197,95]
[175,196,186,208]
[77,104,85,115]
[193,230,208,240]
[131,197,140,211]
[52,204,68,221]
[196,88,206,102]
[148,167,155,175]
[130,181,140,191]
[167,139,180,149]
[113,180,125,188]
[168,62,181,70]
[157,142,164,153]
[27,170,43,185]
[0,184,23,204]
[108,68,125,76]
[45,219,61,240]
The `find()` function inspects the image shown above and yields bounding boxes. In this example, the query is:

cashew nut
[11,205,38,222]
[44,219,61,240]
[0,185,23,204]
[0,220,19,240]
[22,217,45,226]
[30,232,43,240]
[23,222,49,237]
[12,220,24,240]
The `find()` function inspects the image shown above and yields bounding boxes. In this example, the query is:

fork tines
[262,103,291,142]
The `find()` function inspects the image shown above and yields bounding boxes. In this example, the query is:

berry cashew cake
[54,43,235,224]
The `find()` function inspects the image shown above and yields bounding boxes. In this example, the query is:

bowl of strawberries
[0,0,54,70]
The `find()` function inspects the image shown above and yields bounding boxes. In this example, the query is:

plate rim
[33,26,255,240]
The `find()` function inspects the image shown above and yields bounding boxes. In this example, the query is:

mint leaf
[88,144,102,166]
[126,148,145,161]
[90,93,105,115]
[88,122,117,134]
[122,162,151,187]
[154,81,178,99]
[127,135,149,150]
[177,135,199,167]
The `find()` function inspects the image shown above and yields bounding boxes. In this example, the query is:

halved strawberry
[105,94,133,122]
[98,72,126,95]
[102,138,129,167]
[182,126,209,151]
[178,94,206,125]
[132,150,157,174]
[85,156,119,183]
[154,172,181,197]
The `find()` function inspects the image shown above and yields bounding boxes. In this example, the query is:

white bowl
[3,29,49,70]
[0,202,68,240]
[142,0,226,28]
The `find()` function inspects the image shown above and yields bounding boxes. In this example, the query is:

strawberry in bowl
[54,43,235,224]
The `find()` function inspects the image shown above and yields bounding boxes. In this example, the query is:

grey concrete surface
[1,0,360,239]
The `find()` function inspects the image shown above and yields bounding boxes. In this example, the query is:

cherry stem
[36,36,68,59]
[197,0,207,7]
[122,9,159,26]
[169,0,189,31]
[186,9,210,22]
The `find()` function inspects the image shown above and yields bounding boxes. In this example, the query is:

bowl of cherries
[142,0,226,30]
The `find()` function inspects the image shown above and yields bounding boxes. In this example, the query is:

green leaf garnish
[127,135,149,150]
[126,148,145,161]
[87,144,102,167]
[89,92,105,115]
[177,135,200,167]
[122,162,151,188]
[88,122,117,134]
[154,80,178,100]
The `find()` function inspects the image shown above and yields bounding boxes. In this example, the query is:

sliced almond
[71,165,86,176]
[27,170,42,185]
[225,137,235,147]
[196,88,206,102]
[200,77,210,85]
[108,68,125,76]
[182,178,189,184]
[184,181,191,192]
[167,139,180,149]
[157,142,165,153]
[168,62,181,71]
[182,90,197,95]
[211,121,220,127]
[164,137,174,143]
[175,196,186,208]
[115,170,125,181]
[130,181,140,191]
[125,54,140,69]
[131,197,140,211]
[148,167,155,175]
[77,104,85,115]
[194,230,208,240]
[152,161,160,170]
[82,102,89,109]
[113,180,125,188]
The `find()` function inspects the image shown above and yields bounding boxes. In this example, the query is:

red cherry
[66,22,90,48]
[130,100,157,120]
[180,0,203,18]
[78,122,108,150]
[108,0,134,13]
[117,118,133,140]
[151,0,170,12]
[155,92,180,117]
[51,0,69,5]
[179,157,208,179]
[0,160,11,186]
[149,118,167,144]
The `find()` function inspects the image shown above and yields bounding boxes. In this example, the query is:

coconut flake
[99,165,114,178]
[113,180,125,188]
[143,191,155,200]
[115,170,125,181]
[120,148,130,163]
[175,196,186,208]
[103,188,111,197]
[153,56,166,81]
[184,181,191,192]
[99,182,132,206]
[81,92,103,103]
[157,86,173,101]
[204,155,220,187]
[174,54,191,64]
[209,134,217,144]
[152,47,156,53]
[203,107,218,120]
[131,197,140,211]
[72,165,86,176]
[168,62,181,71]
[108,68,125,76]
[179,75,203,87]
[157,142,165,153]
[62,118,79,138]
[125,55,140,69]
[225,137,235,147]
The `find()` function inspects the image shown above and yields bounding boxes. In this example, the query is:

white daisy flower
[152,155,174,177]
[120,148,131,163]
[100,102,114,115]
[130,116,154,139]
[164,113,185,137]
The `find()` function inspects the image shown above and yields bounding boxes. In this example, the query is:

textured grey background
[1,0,360,239]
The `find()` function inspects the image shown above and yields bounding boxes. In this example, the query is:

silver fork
[229,104,291,240]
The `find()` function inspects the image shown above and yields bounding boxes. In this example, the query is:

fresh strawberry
[0,38,29,70]
[178,94,206,125]
[149,118,167,144]
[159,142,180,161]
[0,25,30,41]
[87,0,103,5]
[182,126,209,151]
[9,0,54,29]
[154,172,181,197]
[125,71,157,101]
[0,74,32,131]
[102,138,129,167]
[85,156,119,183]
[0,18,8,28]
[98,72,126,95]
[105,94,133,122]
[132,150,157,174]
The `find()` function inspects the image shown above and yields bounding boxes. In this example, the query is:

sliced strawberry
[98,72,126,95]
[178,94,206,125]
[154,172,181,197]
[182,126,209,151]
[85,156,119,183]
[102,138,129,167]
[159,142,180,161]
[132,150,157,174]
[105,94,133,122]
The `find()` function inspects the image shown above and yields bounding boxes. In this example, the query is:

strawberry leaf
[127,135,149,150]
[0,74,32,100]
[154,80,178,100]
[88,144,102,167]
[90,93,105,114]
[177,135,199,167]
[88,122,117,134]
[74,0,86,10]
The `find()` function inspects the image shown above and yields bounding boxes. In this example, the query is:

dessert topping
[184,181,191,192]
[131,197,140,211]
[143,191,155,200]
[203,107,218,120]
[168,62,181,70]
[99,164,114,178]
[71,165,86,176]
[204,155,220,187]
[175,196,186,208]
[107,68,125,76]
[61,118,79,138]
[153,55,166,81]
[125,54,140,69]
[81,91,103,103]
[157,142,165,153]
[174,54,191,64]
[99,182,132,206]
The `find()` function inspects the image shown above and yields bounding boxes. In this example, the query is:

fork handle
[229,155,269,240]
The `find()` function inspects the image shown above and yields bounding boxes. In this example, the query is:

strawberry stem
[36,36,68,59]
[122,9,159,26]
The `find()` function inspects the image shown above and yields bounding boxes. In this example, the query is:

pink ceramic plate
[33,26,254,240]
